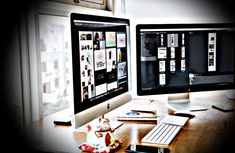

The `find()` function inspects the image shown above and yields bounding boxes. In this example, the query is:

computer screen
[70,13,130,115]
[136,23,235,96]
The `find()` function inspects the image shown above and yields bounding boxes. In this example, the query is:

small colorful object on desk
[79,143,96,152]
[79,143,110,153]
[79,115,121,152]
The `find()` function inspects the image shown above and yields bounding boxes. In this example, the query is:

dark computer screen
[136,23,235,95]
[70,13,130,113]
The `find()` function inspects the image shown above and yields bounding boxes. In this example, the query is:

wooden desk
[25,90,235,153]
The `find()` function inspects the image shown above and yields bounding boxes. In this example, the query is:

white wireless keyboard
[142,115,189,145]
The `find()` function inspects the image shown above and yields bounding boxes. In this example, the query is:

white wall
[125,0,234,98]
[126,0,233,23]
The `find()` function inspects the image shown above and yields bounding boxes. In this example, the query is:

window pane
[39,14,72,117]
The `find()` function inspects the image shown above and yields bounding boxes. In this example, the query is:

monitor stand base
[167,93,207,111]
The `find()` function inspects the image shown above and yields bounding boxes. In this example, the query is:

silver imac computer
[136,23,235,111]
[70,13,132,128]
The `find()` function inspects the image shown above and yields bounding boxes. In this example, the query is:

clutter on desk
[78,115,121,152]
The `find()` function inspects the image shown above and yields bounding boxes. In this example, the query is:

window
[38,14,73,116]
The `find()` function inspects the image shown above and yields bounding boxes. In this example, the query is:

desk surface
[25,90,235,153]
